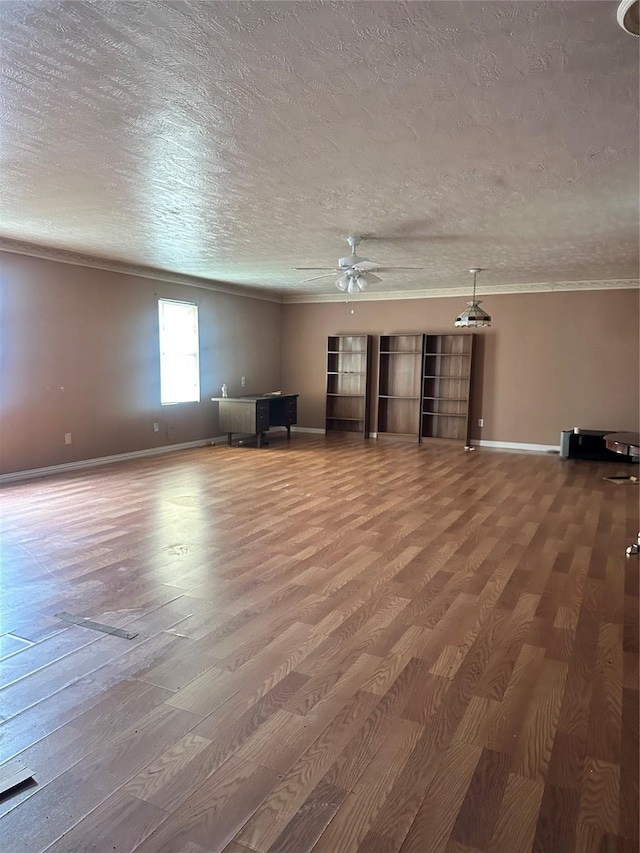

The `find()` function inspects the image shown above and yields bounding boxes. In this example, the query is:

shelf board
[378,431,419,438]
[327,351,366,355]
[380,351,422,355]
[326,416,364,422]
[327,371,366,375]
[327,393,365,397]
[422,411,467,418]
[420,435,468,443]
[423,396,468,401]
[379,395,420,400]
[423,375,471,380]
[424,353,471,357]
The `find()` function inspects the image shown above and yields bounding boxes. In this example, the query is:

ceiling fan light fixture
[298,235,424,294]
[454,268,492,328]
[617,0,639,35]
[336,273,349,291]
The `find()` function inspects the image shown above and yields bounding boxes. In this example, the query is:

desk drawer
[256,401,270,432]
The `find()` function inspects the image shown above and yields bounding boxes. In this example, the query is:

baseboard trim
[287,431,558,451]
[0,437,227,485]
[476,439,560,453]
[0,433,561,484]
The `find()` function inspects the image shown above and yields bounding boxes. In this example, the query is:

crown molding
[1,237,637,305]
[282,279,640,304]
[0,237,284,304]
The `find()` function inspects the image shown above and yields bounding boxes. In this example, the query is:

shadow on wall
[471,334,495,440]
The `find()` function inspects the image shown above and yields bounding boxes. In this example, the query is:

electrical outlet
[241,375,246,387]
[64,432,72,445]
[153,422,159,432]
[478,418,484,428]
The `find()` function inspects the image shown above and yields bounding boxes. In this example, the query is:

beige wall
[282,289,640,446]
[2,252,637,476]
[0,252,282,474]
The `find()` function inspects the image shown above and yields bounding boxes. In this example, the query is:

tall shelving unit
[325,334,372,437]
[377,334,423,440]
[420,333,474,444]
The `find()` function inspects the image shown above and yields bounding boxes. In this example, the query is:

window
[158,298,200,405]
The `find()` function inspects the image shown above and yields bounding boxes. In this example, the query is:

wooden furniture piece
[604,432,640,555]
[377,334,423,440]
[211,393,298,447]
[560,428,627,461]
[604,431,640,458]
[421,333,474,444]
[325,334,372,437]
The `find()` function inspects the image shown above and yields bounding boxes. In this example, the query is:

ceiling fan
[294,235,423,294]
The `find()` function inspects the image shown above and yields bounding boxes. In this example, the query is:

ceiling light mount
[454,268,492,328]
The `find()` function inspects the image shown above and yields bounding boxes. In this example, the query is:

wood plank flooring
[0,434,638,853]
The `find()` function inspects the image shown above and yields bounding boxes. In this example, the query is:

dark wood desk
[211,394,298,447]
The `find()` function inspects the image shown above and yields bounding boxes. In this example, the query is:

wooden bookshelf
[421,334,474,443]
[377,334,423,440]
[325,335,372,437]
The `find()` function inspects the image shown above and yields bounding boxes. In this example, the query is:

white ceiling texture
[0,1,638,302]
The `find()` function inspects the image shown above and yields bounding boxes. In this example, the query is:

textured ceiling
[0,1,638,301]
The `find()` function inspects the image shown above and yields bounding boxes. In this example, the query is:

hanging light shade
[454,268,491,328]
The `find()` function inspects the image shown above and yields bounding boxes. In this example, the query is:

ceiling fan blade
[301,272,339,283]
[352,260,379,272]
[364,273,382,284]
[373,267,424,272]
[293,267,337,271]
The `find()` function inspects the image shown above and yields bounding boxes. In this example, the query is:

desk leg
[257,432,262,448]
[286,425,291,440]
[227,433,232,447]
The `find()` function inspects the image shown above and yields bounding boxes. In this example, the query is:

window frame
[158,297,201,406]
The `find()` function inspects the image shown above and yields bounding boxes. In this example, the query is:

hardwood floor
[0,434,638,853]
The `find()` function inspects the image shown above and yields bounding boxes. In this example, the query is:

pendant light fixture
[454,268,491,328]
